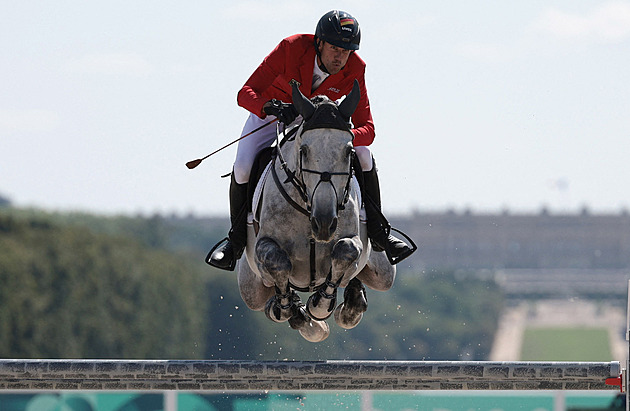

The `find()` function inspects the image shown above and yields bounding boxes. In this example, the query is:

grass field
[520,327,612,361]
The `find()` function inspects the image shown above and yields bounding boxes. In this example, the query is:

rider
[208,10,414,271]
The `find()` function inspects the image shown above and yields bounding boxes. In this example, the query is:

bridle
[267,79,364,292]
[271,121,355,219]
[270,121,356,293]
[299,140,355,213]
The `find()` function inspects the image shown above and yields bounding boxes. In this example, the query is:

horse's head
[290,80,361,242]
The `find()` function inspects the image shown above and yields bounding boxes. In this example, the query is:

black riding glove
[263,99,298,125]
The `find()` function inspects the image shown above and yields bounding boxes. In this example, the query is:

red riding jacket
[237,34,375,147]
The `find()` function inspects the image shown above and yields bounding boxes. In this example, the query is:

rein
[271,123,310,217]
[266,87,360,293]
[271,122,355,218]
[271,154,310,217]
[270,122,355,293]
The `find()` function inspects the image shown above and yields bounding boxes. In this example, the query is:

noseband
[271,109,355,219]
[299,147,354,214]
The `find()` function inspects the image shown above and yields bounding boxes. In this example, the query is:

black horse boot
[206,173,248,271]
[361,161,415,264]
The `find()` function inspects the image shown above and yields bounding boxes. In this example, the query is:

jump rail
[0,359,620,391]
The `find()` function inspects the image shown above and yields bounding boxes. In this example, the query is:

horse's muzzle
[311,214,338,242]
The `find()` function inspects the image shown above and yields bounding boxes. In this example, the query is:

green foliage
[0,208,504,360]
[342,270,503,360]
[0,212,207,359]
[219,270,503,361]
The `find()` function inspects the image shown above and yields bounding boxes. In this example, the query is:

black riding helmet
[315,10,361,51]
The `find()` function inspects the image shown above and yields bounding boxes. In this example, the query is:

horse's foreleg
[334,277,368,329]
[255,237,295,322]
[255,237,329,342]
[307,237,362,321]
[288,297,330,343]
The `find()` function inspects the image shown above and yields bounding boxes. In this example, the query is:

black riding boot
[361,161,415,264]
[206,173,248,271]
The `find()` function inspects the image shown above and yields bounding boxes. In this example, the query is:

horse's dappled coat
[237,81,396,342]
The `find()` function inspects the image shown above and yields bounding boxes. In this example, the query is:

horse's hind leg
[307,237,362,321]
[333,250,396,329]
[357,251,396,291]
[237,260,275,311]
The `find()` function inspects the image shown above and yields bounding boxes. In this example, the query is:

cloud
[63,53,154,76]
[533,1,630,42]
[0,109,61,133]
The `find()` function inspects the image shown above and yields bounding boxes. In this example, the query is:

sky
[1,1,629,217]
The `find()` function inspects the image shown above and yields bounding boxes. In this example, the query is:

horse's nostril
[311,214,338,241]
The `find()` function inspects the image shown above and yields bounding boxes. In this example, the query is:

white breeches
[233,112,374,184]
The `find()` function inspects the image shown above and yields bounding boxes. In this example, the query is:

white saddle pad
[249,161,273,224]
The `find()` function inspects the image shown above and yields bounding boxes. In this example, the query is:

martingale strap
[286,238,318,293]
[266,102,357,292]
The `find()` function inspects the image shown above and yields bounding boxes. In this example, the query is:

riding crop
[185,118,278,169]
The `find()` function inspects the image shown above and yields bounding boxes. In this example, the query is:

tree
[0,213,207,358]
[0,194,10,207]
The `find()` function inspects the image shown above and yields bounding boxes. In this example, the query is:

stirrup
[205,237,238,271]
[385,227,418,265]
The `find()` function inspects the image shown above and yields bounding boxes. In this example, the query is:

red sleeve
[350,73,375,146]
[237,39,288,118]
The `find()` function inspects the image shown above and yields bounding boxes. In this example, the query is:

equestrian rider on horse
[208,10,415,271]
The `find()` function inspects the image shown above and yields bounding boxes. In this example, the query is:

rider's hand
[263,99,298,125]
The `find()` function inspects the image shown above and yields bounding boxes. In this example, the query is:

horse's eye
[300,145,309,158]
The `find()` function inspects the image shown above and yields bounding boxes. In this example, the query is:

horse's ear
[338,79,361,120]
[291,79,315,120]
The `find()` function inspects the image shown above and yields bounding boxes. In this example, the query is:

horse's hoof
[333,278,368,329]
[288,302,330,342]
[334,302,363,329]
[298,319,330,342]
[306,292,336,321]
[264,293,294,323]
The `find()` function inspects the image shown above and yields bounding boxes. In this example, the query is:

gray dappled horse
[237,80,396,342]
